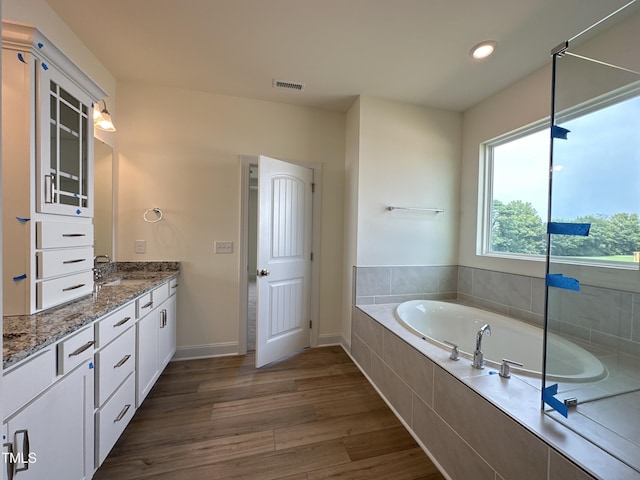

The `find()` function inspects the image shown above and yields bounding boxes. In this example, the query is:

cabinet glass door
[39,63,94,217]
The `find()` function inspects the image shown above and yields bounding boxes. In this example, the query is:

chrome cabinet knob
[258,269,270,277]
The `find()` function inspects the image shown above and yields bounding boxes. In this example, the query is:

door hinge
[310,252,314,261]
[309,320,312,329]
[311,183,315,193]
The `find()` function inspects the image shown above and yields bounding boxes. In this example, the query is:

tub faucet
[472,323,491,369]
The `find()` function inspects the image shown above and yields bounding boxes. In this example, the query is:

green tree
[551,213,640,257]
[491,200,546,254]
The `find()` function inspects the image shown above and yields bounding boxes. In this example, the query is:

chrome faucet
[472,323,491,369]
[93,254,111,281]
[94,254,110,266]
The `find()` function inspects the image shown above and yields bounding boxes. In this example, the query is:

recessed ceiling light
[470,41,497,60]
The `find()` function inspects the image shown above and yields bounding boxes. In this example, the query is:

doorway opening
[238,155,321,360]
[247,164,258,351]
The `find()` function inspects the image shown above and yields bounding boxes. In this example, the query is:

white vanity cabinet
[2,327,95,480]
[94,303,137,467]
[1,21,106,316]
[136,280,178,407]
[3,276,179,477]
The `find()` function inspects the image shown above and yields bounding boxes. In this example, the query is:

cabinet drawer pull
[114,354,131,369]
[62,233,87,237]
[141,301,153,309]
[62,283,86,292]
[113,316,131,327]
[171,284,179,288]
[14,429,30,472]
[68,340,95,357]
[62,258,86,264]
[114,404,131,423]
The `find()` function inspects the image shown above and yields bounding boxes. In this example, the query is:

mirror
[94,139,114,259]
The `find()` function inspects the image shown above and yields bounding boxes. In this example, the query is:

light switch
[215,241,233,254]
[135,239,147,254]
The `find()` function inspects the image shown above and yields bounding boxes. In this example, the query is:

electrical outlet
[135,239,147,254]
[215,241,233,254]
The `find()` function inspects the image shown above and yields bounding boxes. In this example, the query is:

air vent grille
[272,79,305,92]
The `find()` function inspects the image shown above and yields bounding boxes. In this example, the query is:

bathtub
[395,300,607,382]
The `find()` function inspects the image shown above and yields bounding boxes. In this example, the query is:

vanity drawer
[96,373,135,466]
[96,326,135,407]
[36,221,93,249]
[37,270,93,311]
[169,277,179,296]
[36,247,94,279]
[96,301,136,348]
[153,282,170,306]
[136,291,154,319]
[3,347,56,418]
[57,326,95,375]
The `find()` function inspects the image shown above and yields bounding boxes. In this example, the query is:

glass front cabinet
[38,54,95,217]
[2,21,107,315]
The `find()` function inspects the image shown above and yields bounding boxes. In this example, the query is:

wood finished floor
[94,346,446,480]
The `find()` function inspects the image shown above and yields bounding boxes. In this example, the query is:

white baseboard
[317,333,343,346]
[172,342,238,361]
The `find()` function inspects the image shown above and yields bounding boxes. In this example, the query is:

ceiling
[44,0,638,112]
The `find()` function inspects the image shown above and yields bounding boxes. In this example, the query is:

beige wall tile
[383,330,435,406]
[412,393,495,480]
[433,367,548,480]
[549,450,596,480]
[370,355,412,424]
[351,333,371,375]
[352,307,384,356]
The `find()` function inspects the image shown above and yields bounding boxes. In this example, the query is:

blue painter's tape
[547,222,590,236]
[546,273,580,291]
[76,209,82,215]
[37,42,44,49]
[17,53,27,64]
[551,125,570,139]
[41,62,49,71]
[15,216,31,223]
[13,274,27,282]
[543,384,568,418]
[89,362,94,370]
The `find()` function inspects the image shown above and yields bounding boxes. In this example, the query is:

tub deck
[353,303,640,479]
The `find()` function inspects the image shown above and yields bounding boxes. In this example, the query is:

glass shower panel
[545,49,640,471]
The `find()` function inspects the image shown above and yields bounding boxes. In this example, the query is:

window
[482,90,640,265]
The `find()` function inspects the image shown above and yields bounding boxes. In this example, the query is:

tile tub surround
[3,262,180,368]
[458,266,640,361]
[354,265,458,305]
[351,304,640,480]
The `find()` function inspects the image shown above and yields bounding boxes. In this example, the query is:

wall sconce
[94,99,116,132]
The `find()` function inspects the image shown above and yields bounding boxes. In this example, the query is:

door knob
[258,269,270,277]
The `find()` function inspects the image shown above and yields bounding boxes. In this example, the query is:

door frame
[238,155,322,355]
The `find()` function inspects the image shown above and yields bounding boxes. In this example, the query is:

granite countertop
[3,262,180,369]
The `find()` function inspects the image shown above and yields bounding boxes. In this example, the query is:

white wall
[342,98,361,344]
[356,97,461,266]
[115,81,346,352]
[459,9,640,286]
[342,96,462,345]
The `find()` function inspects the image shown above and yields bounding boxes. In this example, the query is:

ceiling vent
[272,79,305,92]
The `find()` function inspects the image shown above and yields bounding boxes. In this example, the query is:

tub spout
[472,323,491,369]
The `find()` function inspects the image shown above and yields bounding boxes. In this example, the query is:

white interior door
[256,155,313,367]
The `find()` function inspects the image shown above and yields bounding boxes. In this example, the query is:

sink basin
[101,278,148,287]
